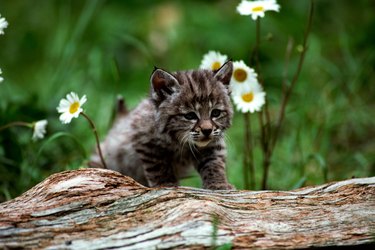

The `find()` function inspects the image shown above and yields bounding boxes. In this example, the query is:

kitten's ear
[214,60,233,86]
[150,68,179,101]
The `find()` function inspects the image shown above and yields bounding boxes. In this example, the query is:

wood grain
[0,168,374,249]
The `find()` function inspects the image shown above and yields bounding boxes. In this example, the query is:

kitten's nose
[202,128,213,137]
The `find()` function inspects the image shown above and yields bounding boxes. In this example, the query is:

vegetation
[0,0,374,202]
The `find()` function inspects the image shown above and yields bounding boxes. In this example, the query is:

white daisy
[0,68,3,83]
[0,14,8,35]
[237,0,280,20]
[230,60,258,91]
[57,92,87,124]
[200,51,228,71]
[32,120,48,141]
[231,82,266,113]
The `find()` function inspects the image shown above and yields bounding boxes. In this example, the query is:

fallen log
[0,168,374,249]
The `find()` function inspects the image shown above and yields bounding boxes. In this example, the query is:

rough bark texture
[0,168,374,249]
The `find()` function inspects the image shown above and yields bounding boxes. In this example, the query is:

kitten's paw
[205,183,235,190]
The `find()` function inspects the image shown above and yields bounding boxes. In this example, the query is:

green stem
[271,0,315,152]
[80,112,107,169]
[261,149,271,190]
[0,121,32,131]
[244,112,255,189]
[243,18,262,190]
[242,113,250,190]
[262,0,314,189]
[242,156,250,190]
[251,18,273,190]
[250,18,261,69]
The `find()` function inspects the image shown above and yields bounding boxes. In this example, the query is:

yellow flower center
[233,68,247,82]
[252,6,264,12]
[69,102,80,114]
[211,61,221,70]
[242,92,254,103]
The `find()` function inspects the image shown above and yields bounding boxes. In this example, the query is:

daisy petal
[32,120,48,141]
[57,92,87,124]
[200,51,228,71]
[237,0,280,20]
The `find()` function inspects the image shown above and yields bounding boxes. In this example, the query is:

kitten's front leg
[136,143,178,187]
[196,150,234,190]
[143,161,179,188]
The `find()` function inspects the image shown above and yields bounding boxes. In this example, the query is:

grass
[0,0,374,201]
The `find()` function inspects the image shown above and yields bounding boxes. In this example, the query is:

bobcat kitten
[91,61,234,190]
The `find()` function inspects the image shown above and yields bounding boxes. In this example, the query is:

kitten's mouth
[193,138,212,147]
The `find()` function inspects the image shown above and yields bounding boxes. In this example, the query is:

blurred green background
[0,0,374,201]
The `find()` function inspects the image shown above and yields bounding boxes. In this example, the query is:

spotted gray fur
[91,61,234,190]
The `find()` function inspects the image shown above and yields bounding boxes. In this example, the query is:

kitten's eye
[211,109,221,118]
[184,112,198,120]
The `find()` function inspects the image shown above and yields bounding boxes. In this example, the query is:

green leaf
[216,243,233,250]
[307,154,328,182]
[292,176,307,189]
[35,132,87,164]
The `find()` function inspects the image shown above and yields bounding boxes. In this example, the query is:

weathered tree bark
[0,169,374,249]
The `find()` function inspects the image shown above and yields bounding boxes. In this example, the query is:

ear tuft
[150,68,179,101]
[214,60,233,86]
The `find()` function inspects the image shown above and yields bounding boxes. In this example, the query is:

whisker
[185,132,199,160]
[188,141,198,160]
[213,129,221,137]
[179,133,189,159]
[223,133,234,148]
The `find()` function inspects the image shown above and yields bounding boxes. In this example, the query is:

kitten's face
[172,87,232,148]
[185,107,230,148]
[151,62,233,148]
